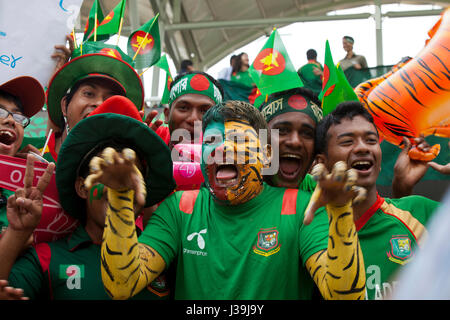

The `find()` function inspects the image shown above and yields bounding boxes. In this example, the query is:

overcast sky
[106,3,443,103]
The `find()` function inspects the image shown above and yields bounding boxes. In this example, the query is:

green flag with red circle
[249,29,303,98]
[154,54,173,104]
[319,40,358,116]
[83,0,108,42]
[86,0,126,41]
[127,14,161,70]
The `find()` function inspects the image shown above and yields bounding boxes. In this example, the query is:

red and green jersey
[139,183,329,299]
[356,194,439,300]
[8,225,170,300]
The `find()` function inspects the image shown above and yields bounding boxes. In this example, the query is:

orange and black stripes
[306,203,366,300]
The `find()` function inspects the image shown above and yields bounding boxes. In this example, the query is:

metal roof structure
[75,0,447,71]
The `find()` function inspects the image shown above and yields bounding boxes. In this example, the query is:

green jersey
[139,183,329,300]
[0,188,14,233]
[8,225,170,300]
[356,194,439,300]
[297,62,323,96]
[230,70,255,88]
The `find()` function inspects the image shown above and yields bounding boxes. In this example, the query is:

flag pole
[132,13,159,61]
[94,11,98,41]
[116,17,124,46]
[71,29,78,49]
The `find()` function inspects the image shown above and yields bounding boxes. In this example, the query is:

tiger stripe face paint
[201,120,265,205]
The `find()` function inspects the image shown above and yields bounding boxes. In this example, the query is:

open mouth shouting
[215,164,240,187]
[0,129,17,153]
[278,153,303,180]
[350,159,374,176]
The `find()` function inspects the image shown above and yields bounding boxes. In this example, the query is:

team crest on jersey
[147,274,170,297]
[387,235,412,265]
[253,227,281,257]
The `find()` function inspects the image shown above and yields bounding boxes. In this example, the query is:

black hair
[306,49,317,60]
[260,87,320,111]
[180,59,193,71]
[169,70,225,104]
[315,101,378,155]
[202,100,268,135]
[0,90,25,113]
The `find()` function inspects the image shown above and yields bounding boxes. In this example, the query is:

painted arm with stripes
[85,147,165,300]
[303,162,366,300]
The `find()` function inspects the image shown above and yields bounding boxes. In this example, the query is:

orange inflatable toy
[355,8,450,161]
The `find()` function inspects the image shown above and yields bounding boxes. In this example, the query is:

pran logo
[187,229,207,249]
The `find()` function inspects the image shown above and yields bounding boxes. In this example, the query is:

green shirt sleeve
[296,190,329,264]
[8,248,48,299]
[138,192,182,269]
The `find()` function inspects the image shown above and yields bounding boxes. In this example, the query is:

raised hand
[6,154,55,233]
[0,280,28,300]
[143,109,164,132]
[303,161,366,225]
[84,147,147,207]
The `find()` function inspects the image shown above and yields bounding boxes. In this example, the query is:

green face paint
[89,183,105,203]
[201,120,225,195]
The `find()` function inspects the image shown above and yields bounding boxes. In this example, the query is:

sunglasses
[0,107,30,127]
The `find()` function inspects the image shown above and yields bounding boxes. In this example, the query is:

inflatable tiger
[355,8,450,161]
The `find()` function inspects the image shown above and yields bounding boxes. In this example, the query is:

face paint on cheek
[89,183,105,203]
[223,121,265,205]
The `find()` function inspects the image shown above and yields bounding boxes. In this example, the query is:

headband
[168,73,222,107]
[259,92,323,124]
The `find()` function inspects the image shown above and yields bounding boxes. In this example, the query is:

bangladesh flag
[154,54,173,104]
[87,0,126,41]
[127,14,161,70]
[319,40,358,116]
[249,29,303,98]
[83,0,108,42]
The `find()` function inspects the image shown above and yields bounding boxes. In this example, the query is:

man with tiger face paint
[96,100,366,300]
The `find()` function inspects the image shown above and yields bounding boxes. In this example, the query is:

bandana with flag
[249,29,303,99]
[319,40,358,116]
[86,0,126,42]
[154,54,173,104]
[128,14,161,70]
[83,0,108,42]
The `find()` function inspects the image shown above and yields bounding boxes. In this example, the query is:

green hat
[46,42,144,129]
[56,95,176,221]
[168,72,223,107]
[259,87,323,124]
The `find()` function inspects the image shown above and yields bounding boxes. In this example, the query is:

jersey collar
[354,193,384,231]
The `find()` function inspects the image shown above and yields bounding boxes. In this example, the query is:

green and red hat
[46,41,144,129]
[56,95,176,221]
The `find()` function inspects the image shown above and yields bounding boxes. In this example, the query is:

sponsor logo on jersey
[183,228,208,256]
[59,264,84,290]
[387,235,412,265]
[253,227,281,257]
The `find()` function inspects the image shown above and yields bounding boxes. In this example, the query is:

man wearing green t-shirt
[314,101,440,300]
[297,49,324,96]
[95,100,366,300]
[0,96,176,300]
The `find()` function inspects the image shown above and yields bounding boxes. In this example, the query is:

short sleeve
[138,192,182,269]
[8,247,48,299]
[299,206,329,264]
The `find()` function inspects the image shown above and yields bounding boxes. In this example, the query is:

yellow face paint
[202,119,266,205]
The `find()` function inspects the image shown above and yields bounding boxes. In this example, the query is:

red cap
[0,76,45,117]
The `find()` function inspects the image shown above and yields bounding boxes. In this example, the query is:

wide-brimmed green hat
[46,42,144,129]
[56,95,175,221]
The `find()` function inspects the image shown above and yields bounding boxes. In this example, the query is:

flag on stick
[128,14,161,70]
[83,0,108,42]
[87,0,126,42]
[154,54,173,104]
[249,28,303,97]
[319,40,358,116]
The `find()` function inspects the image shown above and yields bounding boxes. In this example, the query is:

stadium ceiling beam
[164,9,442,31]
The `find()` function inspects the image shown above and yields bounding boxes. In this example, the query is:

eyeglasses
[0,107,30,127]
